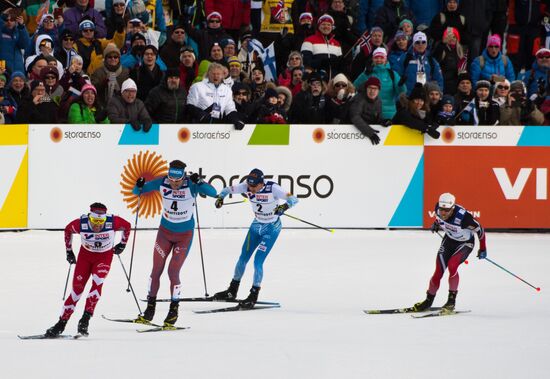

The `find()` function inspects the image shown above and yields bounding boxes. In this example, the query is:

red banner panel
[424,146,550,228]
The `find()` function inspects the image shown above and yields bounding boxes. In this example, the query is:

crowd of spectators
[1,0,549,138]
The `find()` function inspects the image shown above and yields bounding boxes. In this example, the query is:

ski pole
[484,257,541,292]
[62,264,72,300]
[126,191,142,292]
[283,213,334,233]
[195,200,209,297]
[117,254,143,314]
[223,199,248,206]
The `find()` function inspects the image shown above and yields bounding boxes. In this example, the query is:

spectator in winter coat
[408,0,443,27]
[178,46,199,94]
[159,24,198,70]
[26,13,60,57]
[232,82,254,124]
[68,83,109,123]
[429,0,470,47]
[357,0,385,34]
[388,30,409,72]
[40,65,64,102]
[349,76,385,145]
[392,83,441,138]
[91,43,130,108]
[398,32,444,95]
[63,0,107,38]
[15,79,59,123]
[354,47,405,119]
[470,34,515,85]
[456,80,500,125]
[523,48,550,98]
[289,72,328,123]
[325,73,356,124]
[55,29,80,70]
[499,80,544,126]
[58,55,89,121]
[184,12,231,61]
[278,51,304,88]
[205,0,251,42]
[328,0,359,59]
[105,0,126,39]
[107,78,153,131]
[288,67,304,96]
[492,78,511,106]
[350,26,387,80]
[255,88,288,124]
[432,27,467,95]
[275,85,293,114]
[186,62,244,128]
[0,13,31,74]
[374,0,415,43]
[6,71,29,113]
[25,34,65,78]
[301,14,343,79]
[121,33,167,71]
[145,68,188,123]
[425,81,443,120]
[129,45,164,101]
[453,71,474,112]
[436,94,457,125]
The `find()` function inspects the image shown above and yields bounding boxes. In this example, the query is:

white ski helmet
[438,192,456,209]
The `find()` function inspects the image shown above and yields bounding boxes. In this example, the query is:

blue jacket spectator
[522,48,550,98]
[470,34,515,84]
[408,0,444,27]
[388,30,409,71]
[0,14,31,74]
[357,0,384,34]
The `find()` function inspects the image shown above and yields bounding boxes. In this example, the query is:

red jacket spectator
[205,0,251,33]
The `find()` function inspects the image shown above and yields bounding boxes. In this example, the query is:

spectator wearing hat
[328,0,359,60]
[75,18,126,75]
[275,85,293,113]
[178,46,199,94]
[237,31,255,76]
[184,11,231,61]
[374,0,415,43]
[91,43,130,107]
[187,62,244,128]
[232,82,254,123]
[104,0,166,34]
[26,55,48,80]
[388,30,410,71]
[398,19,414,39]
[351,26,388,81]
[429,0,470,48]
[523,48,550,98]
[220,38,238,59]
[456,80,500,125]
[492,78,510,106]
[499,80,544,126]
[121,33,167,71]
[0,84,17,124]
[205,0,251,42]
[301,14,343,78]
[426,81,443,120]
[255,87,288,124]
[398,31,444,95]
[470,34,515,85]
[432,26,467,96]
[436,94,456,125]
[63,0,107,39]
[291,12,316,53]
[0,12,30,74]
[349,76,384,145]
[105,0,126,39]
[15,79,59,123]
[453,71,474,112]
[248,65,269,102]
[354,46,405,119]
[227,56,246,83]
[68,83,109,123]
[40,65,64,101]
[27,13,59,57]
[58,55,90,121]
[122,17,161,53]
[107,78,153,132]
[289,72,328,123]
[25,34,65,77]
[55,29,80,69]
[129,45,165,101]
[6,72,29,114]
[145,68,188,123]
[325,72,356,124]
[160,24,198,69]
[393,83,441,138]
[278,51,303,87]
[203,42,226,66]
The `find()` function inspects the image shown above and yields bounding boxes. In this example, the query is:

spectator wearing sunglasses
[55,29,80,69]
[470,34,515,85]
[500,80,544,126]
[523,48,550,99]
[40,65,64,101]
[63,0,107,38]
[26,13,60,57]
[492,78,510,107]
[105,0,127,39]
[184,12,231,61]
[0,12,30,74]
[205,0,251,42]
[159,24,198,70]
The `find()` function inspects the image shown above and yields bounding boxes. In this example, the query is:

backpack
[478,54,508,70]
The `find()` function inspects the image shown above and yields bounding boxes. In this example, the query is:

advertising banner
[27,124,423,229]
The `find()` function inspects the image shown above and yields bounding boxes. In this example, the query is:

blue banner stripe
[517,126,550,146]
[388,154,424,227]
[118,124,160,145]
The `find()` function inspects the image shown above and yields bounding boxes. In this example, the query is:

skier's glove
[189,173,202,184]
[430,221,440,233]
[66,249,76,264]
[477,248,487,259]
[136,177,146,189]
[274,203,289,216]
[114,243,126,255]
[215,196,224,209]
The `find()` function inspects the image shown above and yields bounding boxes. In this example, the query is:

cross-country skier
[212,168,298,309]
[135,160,217,326]
[45,202,131,337]
[413,192,487,312]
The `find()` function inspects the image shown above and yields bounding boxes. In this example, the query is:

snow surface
[1,229,549,379]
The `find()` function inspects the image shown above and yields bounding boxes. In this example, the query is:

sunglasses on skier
[89,214,107,226]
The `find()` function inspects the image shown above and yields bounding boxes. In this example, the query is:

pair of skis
[18,333,84,340]
[364,306,471,318]
[100,315,190,333]
[141,296,281,314]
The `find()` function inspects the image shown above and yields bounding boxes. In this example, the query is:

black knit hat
[457,71,471,84]
[165,68,180,78]
[409,83,426,101]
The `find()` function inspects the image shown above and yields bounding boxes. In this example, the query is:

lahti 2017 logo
[120,151,167,218]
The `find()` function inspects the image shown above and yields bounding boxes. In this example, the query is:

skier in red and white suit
[45,202,131,337]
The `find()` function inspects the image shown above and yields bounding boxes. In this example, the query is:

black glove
[189,172,202,184]
[382,119,392,127]
[356,124,380,145]
[136,177,146,188]
[199,112,212,123]
[430,221,440,233]
[274,203,289,216]
[95,108,108,122]
[425,126,440,139]
[66,249,76,264]
[215,196,224,209]
[114,243,126,255]
[130,120,141,131]
[477,248,487,259]
[234,120,245,130]
[143,122,153,133]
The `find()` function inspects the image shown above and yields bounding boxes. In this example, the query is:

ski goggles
[168,168,185,181]
[89,212,107,226]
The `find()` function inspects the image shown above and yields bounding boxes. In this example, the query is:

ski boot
[240,286,260,310]
[442,291,457,312]
[163,301,179,327]
[45,318,68,338]
[136,296,156,324]
[412,292,436,312]
[212,279,240,301]
[77,311,92,336]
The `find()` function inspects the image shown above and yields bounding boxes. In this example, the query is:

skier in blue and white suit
[212,168,298,309]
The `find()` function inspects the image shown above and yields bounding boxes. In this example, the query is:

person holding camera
[133,160,218,327]
[456,80,500,125]
[499,80,544,126]
[15,80,59,123]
